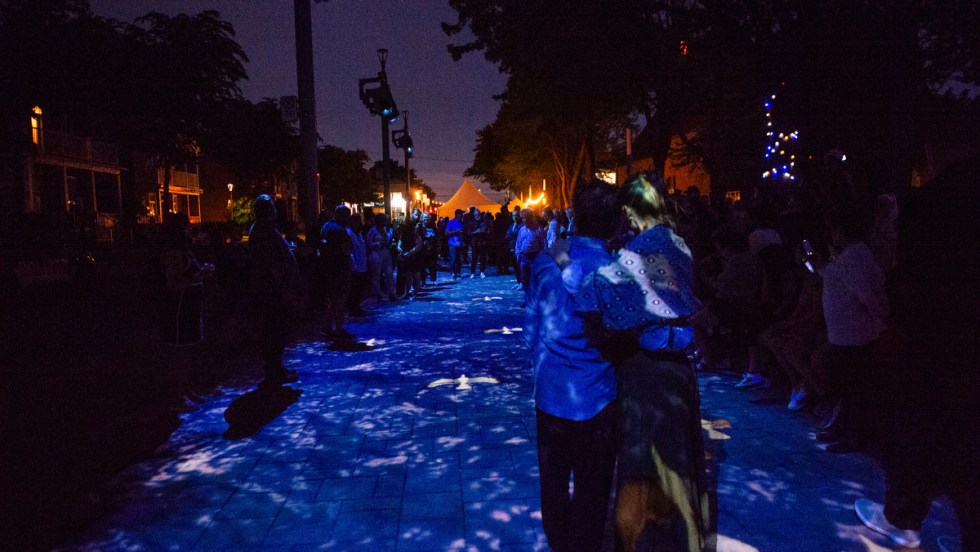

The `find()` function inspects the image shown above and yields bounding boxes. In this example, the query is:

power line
[362,151,473,164]
[412,155,473,164]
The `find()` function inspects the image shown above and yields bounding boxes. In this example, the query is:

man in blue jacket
[524,180,622,552]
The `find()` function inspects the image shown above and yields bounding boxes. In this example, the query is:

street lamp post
[227,183,234,208]
[359,49,400,218]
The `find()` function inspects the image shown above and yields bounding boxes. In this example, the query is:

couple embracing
[525,173,713,552]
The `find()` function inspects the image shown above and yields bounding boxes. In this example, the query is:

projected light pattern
[52,277,960,551]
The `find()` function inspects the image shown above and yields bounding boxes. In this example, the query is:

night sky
[88,0,508,202]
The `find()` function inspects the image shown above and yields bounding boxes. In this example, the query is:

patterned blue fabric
[525,237,617,421]
[579,225,698,352]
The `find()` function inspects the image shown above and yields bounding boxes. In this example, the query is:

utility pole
[382,111,392,218]
[392,111,414,214]
[294,0,320,236]
[359,48,400,219]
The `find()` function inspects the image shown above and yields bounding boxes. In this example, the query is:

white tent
[436,179,506,218]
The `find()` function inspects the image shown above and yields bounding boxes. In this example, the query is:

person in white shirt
[810,207,888,454]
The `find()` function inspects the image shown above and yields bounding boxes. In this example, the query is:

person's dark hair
[620,171,675,229]
[572,178,620,240]
[826,206,871,243]
[254,194,277,223]
[161,212,190,249]
[712,225,748,252]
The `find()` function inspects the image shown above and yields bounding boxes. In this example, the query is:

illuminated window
[146,193,157,218]
[31,105,43,145]
[725,191,741,203]
[679,40,688,55]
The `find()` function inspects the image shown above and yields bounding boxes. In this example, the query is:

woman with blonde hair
[575,172,711,551]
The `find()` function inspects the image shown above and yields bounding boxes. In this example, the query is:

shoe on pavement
[734,373,767,389]
[479,272,486,278]
[818,398,843,430]
[937,535,961,552]
[470,273,476,279]
[787,386,808,410]
[854,499,921,548]
[511,283,522,291]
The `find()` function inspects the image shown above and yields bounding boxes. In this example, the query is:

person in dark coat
[319,204,354,340]
[248,195,301,385]
[853,158,980,551]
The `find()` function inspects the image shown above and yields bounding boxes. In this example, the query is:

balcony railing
[38,130,119,166]
[157,168,200,190]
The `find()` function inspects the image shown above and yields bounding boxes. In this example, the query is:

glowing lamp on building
[391,192,406,215]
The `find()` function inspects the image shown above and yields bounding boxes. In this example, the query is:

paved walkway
[54,273,959,551]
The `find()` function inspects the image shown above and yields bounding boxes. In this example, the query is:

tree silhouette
[444,1,980,195]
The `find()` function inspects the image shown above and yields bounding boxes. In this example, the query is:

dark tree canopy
[445,0,980,197]
[0,1,249,160]
[121,10,248,166]
[199,98,298,191]
[318,146,375,209]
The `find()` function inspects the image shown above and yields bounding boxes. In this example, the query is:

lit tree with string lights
[760,91,800,184]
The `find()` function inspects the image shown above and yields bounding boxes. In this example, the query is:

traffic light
[359,77,399,124]
[392,130,414,158]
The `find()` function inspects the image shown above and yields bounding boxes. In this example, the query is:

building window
[146,193,157,218]
[31,105,43,145]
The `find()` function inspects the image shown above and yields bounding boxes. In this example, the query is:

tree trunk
[642,105,673,175]
[564,139,587,209]
[162,163,172,219]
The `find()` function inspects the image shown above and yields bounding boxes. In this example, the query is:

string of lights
[761,91,800,183]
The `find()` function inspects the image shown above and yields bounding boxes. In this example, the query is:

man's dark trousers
[536,403,617,552]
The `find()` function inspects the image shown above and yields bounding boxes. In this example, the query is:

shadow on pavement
[326,340,378,352]
[223,384,303,440]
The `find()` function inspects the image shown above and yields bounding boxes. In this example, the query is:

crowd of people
[663,161,974,552]
[148,199,572,397]
[522,157,977,552]
[147,154,976,552]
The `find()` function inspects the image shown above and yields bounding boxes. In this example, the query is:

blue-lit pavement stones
[53,274,960,551]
